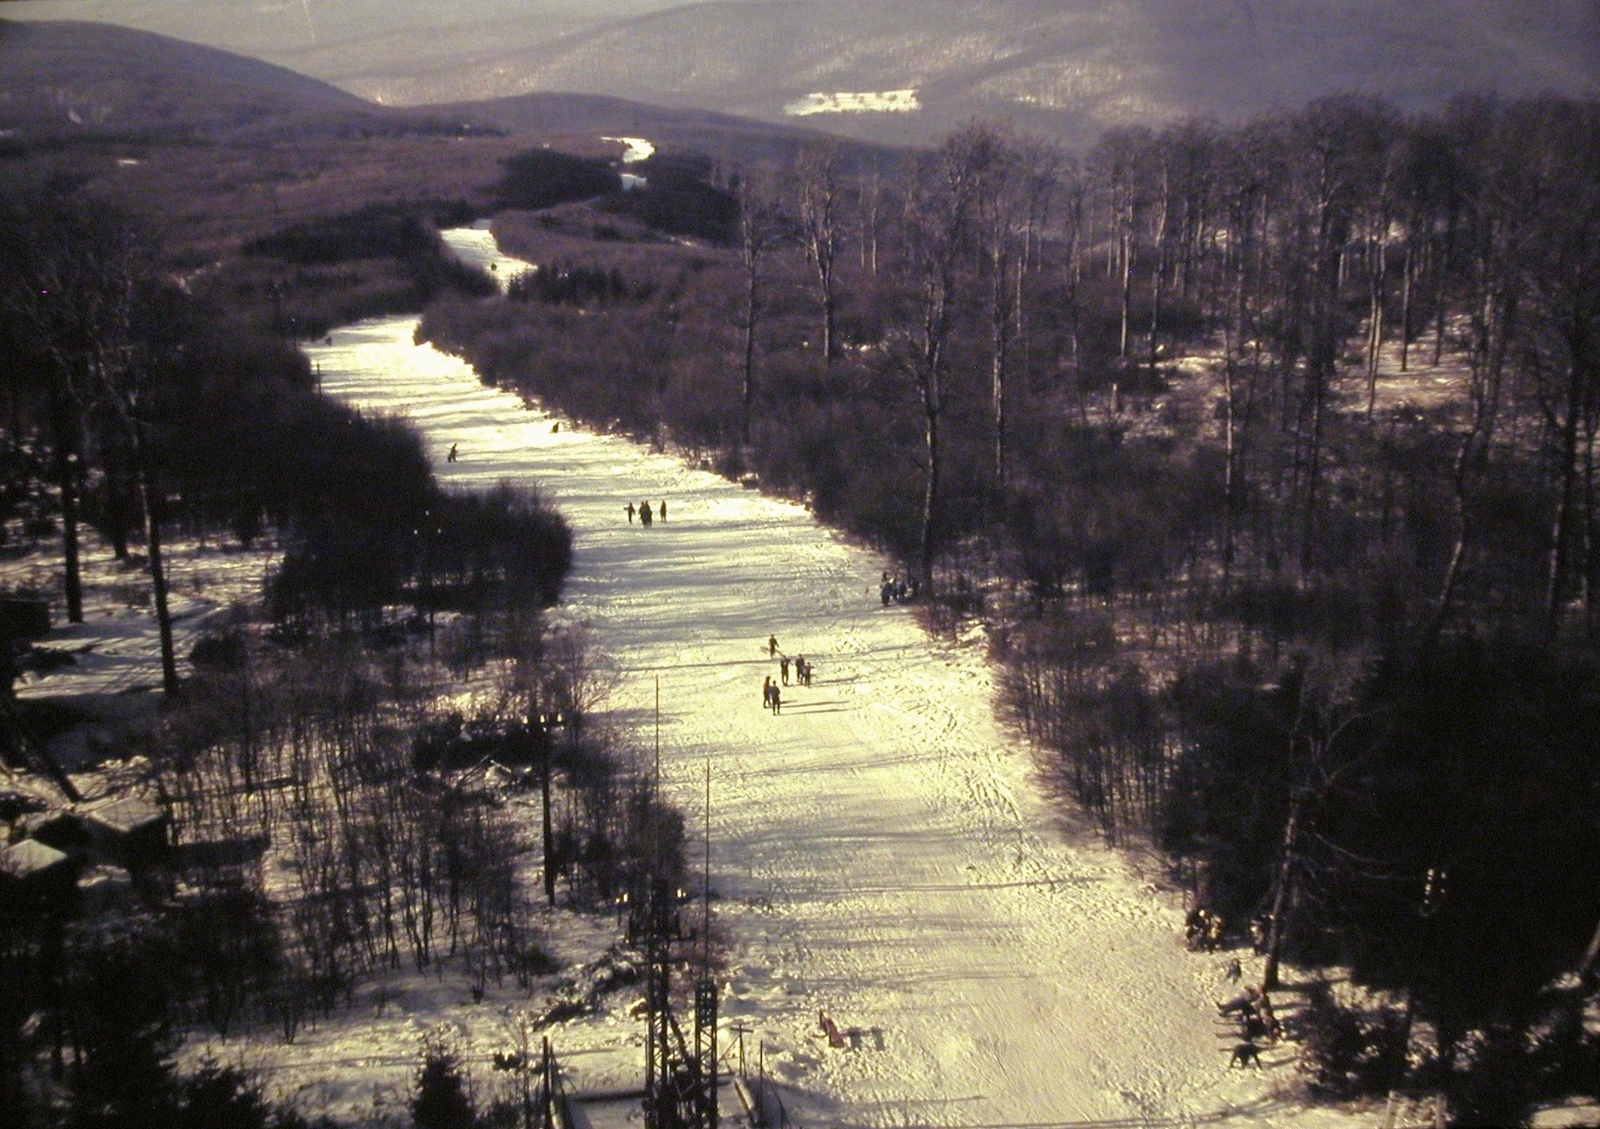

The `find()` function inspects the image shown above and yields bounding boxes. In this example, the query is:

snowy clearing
[784,91,921,116]
[4,531,275,705]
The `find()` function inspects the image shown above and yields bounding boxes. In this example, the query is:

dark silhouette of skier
[659,499,666,521]
[768,634,778,658]
[447,443,458,463]
[780,656,790,685]
[626,502,635,524]
[770,683,781,714]
[640,501,653,527]
[763,676,773,710]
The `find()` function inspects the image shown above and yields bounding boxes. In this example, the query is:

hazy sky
[0,0,707,54]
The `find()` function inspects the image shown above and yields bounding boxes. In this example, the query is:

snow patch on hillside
[600,135,653,162]
[784,89,919,115]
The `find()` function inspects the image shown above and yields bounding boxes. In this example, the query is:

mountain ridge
[10,0,1595,146]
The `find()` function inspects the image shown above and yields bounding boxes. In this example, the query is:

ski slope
[304,231,1315,1125]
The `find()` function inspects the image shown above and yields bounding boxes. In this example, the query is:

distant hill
[0,17,848,158]
[350,0,1600,145]
[0,17,368,138]
[0,17,881,258]
[9,0,1598,146]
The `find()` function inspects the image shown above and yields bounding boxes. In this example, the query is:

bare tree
[895,130,984,588]
[735,170,789,448]
[797,142,846,366]
[971,125,1058,487]
[0,198,109,624]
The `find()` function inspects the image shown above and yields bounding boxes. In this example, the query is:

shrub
[242,204,440,265]
[412,1032,477,1129]
[494,150,619,211]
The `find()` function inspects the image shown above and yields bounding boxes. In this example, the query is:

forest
[0,177,698,1127]
[418,93,1600,1121]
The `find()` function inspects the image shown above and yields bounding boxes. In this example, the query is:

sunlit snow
[600,135,654,163]
[783,90,920,115]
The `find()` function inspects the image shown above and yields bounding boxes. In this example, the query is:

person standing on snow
[659,499,667,521]
[640,501,653,526]
[626,502,635,524]
[780,656,790,685]
[771,683,781,714]
[763,676,773,710]
[768,634,778,658]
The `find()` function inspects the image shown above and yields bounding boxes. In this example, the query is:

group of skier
[625,500,666,526]
[761,635,814,714]
[879,571,917,606]
[781,653,812,688]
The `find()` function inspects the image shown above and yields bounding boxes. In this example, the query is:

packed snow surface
[301,232,1312,1124]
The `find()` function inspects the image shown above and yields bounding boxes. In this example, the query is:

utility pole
[695,760,718,1128]
[533,711,561,905]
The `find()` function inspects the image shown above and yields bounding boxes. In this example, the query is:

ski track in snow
[304,230,1292,1124]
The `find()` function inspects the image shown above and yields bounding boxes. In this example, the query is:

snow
[784,90,920,116]
[4,532,276,703]
[601,136,655,164]
[300,232,1348,1122]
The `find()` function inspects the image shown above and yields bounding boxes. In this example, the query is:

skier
[640,501,653,526]
[771,683,781,714]
[768,634,778,658]
[780,656,790,685]
[658,499,667,521]
[762,676,773,710]
[626,502,635,524]
[447,443,458,463]
[796,656,810,687]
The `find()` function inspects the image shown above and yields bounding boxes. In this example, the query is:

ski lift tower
[636,748,719,1127]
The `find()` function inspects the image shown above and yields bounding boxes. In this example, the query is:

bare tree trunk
[1430,286,1508,644]
[1399,238,1413,373]
[740,250,759,449]
[1262,798,1301,991]
[1432,235,1449,367]
[798,144,843,367]
[134,446,178,695]
[991,244,1010,486]
[1366,231,1386,415]
[1222,334,1239,589]
[1149,171,1169,384]
[1584,411,1597,637]
[1549,351,1587,620]
[920,370,941,592]
[49,391,84,624]
[1118,226,1133,361]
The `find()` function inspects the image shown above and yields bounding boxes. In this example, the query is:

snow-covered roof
[81,795,166,835]
[0,837,69,879]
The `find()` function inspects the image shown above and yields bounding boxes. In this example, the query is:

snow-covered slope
[301,229,1320,1121]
